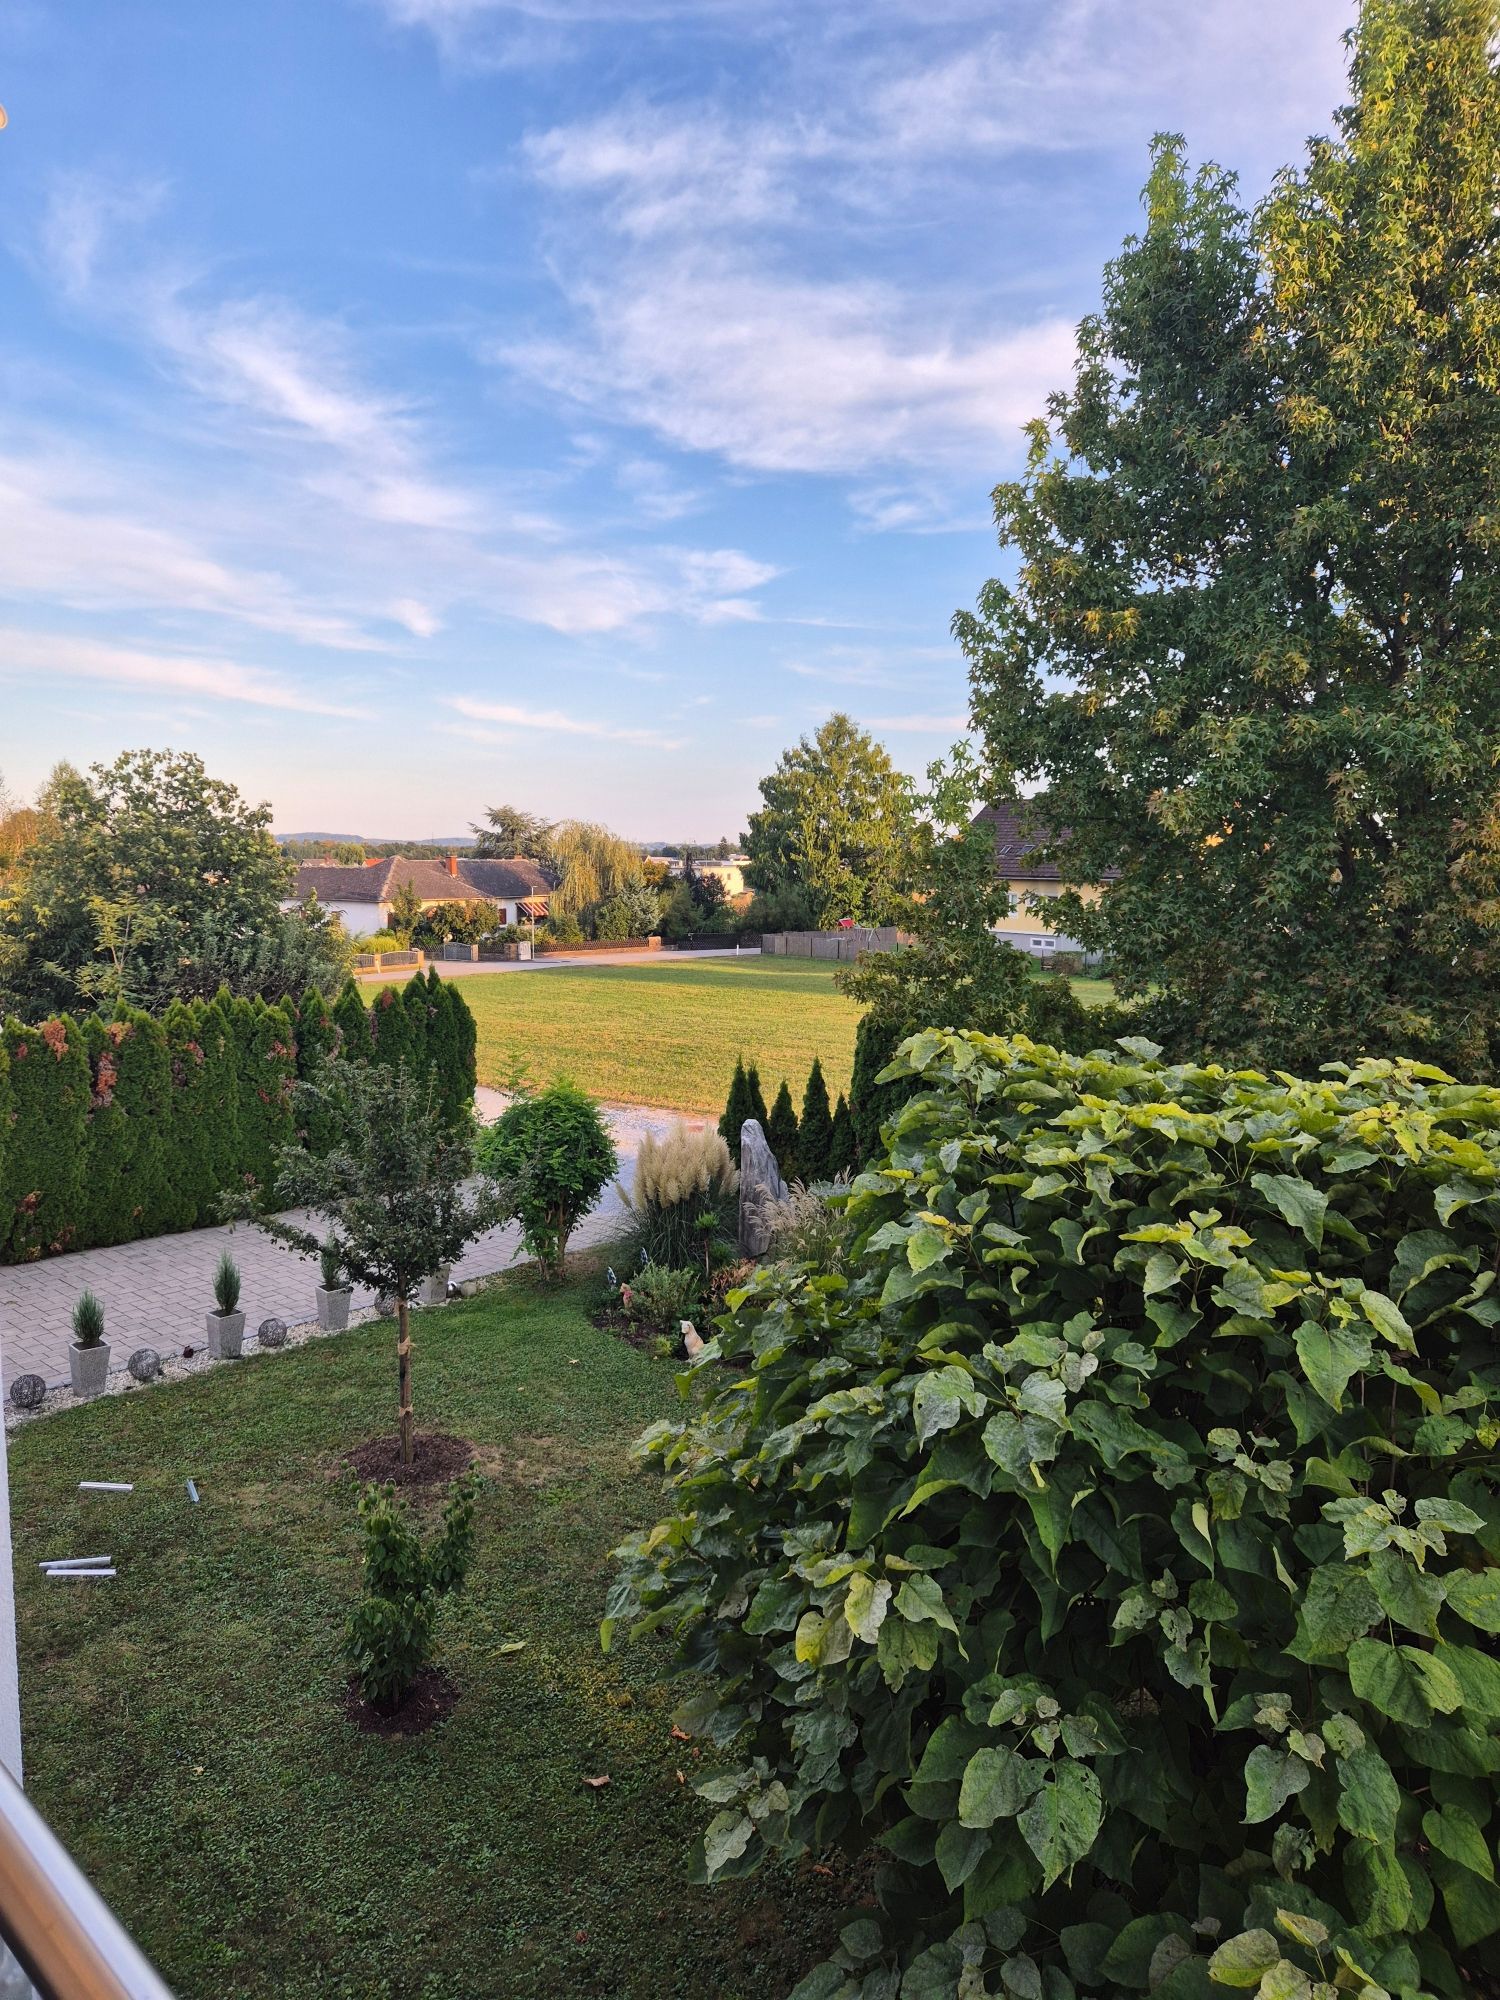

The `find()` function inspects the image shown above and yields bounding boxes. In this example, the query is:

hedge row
[0,971,476,1264]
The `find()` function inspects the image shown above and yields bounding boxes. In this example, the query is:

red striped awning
[518,899,548,919]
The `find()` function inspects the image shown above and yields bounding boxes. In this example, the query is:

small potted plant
[316,1236,350,1332]
[207,1250,245,1359]
[69,1290,110,1398]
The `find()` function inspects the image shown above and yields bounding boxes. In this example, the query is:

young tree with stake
[226,1061,508,1467]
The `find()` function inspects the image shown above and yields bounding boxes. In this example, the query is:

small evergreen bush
[765,1079,800,1180]
[347,1472,477,1709]
[212,1251,241,1315]
[720,1057,755,1164]
[609,1031,1500,1998]
[71,1289,105,1348]
[799,1057,834,1181]
[319,1236,344,1291]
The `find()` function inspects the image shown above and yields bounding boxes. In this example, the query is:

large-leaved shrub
[607,1031,1500,2000]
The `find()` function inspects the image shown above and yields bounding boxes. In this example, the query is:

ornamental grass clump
[607,1030,1500,2000]
[621,1121,738,1272]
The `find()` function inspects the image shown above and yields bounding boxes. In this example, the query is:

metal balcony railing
[0,1760,171,2000]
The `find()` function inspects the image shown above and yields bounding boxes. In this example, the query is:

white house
[288,854,551,938]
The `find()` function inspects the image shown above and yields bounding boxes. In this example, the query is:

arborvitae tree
[401,974,436,1096]
[448,979,477,1122]
[765,1079,800,1182]
[332,978,372,1063]
[368,982,416,1076]
[230,996,297,1194]
[719,1056,754,1164]
[798,1057,834,1182]
[295,986,341,1154]
[849,1014,911,1166]
[960,2,1500,1079]
[80,1008,171,1246]
[202,993,244,1220]
[827,1093,856,1179]
[421,970,456,1123]
[746,1063,769,1131]
[0,1015,90,1261]
[161,1000,212,1230]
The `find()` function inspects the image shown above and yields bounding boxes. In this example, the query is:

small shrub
[608,1030,1500,1996]
[71,1289,105,1348]
[541,912,585,946]
[764,1079,800,1179]
[212,1251,241,1315]
[346,1472,477,1709]
[622,1263,704,1336]
[476,1082,617,1280]
[319,1236,344,1291]
[621,1121,738,1271]
[798,1057,834,1181]
[720,1057,755,1165]
[827,1093,856,1178]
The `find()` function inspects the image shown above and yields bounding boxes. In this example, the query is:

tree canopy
[958,0,1500,1080]
[470,803,552,860]
[0,749,344,1019]
[745,713,914,927]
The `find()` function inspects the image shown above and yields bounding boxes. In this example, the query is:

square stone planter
[206,1309,245,1359]
[418,1266,452,1308]
[316,1285,351,1332]
[69,1340,110,1399]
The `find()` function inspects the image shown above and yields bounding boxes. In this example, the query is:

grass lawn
[456,956,864,1112]
[10,1274,855,2000]
[442,956,1118,1115]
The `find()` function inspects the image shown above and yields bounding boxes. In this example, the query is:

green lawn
[456,956,864,1112]
[447,957,1117,1115]
[11,1277,854,2000]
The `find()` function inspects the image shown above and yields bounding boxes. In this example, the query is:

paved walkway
[388,944,761,980]
[0,1097,704,1392]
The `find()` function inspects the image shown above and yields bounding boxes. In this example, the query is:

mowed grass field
[455,956,864,1112]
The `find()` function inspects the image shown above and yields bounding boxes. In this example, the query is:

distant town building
[972,802,1118,959]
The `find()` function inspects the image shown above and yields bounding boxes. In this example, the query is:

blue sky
[0,0,1355,839]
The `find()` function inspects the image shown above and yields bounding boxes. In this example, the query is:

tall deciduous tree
[959,0,1500,1079]
[0,750,340,1020]
[469,803,552,859]
[745,714,914,927]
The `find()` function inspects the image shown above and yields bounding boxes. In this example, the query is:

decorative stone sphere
[257,1317,288,1350]
[9,1373,46,1412]
[127,1347,162,1383]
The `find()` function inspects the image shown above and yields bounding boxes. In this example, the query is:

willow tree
[959,0,1500,1079]
[545,821,646,923]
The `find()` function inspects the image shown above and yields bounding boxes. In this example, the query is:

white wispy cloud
[0,629,366,717]
[443,693,684,748]
[860,711,970,733]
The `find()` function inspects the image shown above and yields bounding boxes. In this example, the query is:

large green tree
[745,713,914,927]
[959,0,1500,1080]
[0,750,339,1020]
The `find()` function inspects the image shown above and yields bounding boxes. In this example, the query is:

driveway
[0,1098,709,1393]
[376,944,761,979]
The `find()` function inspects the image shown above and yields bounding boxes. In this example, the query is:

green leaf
[1272,1911,1328,1950]
[912,1367,977,1445]
[935,1819,992,1892]
[1422,1805,1494,1881]
[1357,1289,1415,1353]
[958,1746,1040,1828]
[1291,1563,1380,1662]
[1207,1931,1280,1988]
[901,1940,964,1999]
[744,1574,804,1635]
[1243,1746,1310,1823]
[702,1809,754,1878]
[895,1572,959,1636]
[1444,1568,1500,1634]
[1335,1746,1399,1844]
[1293,1320,1371,1412]
[1431,1855,1500,1951]
[1434,1640,1500,1720]
[1367,1550,1444,1638]
[1251,1173,1328,1248]
[1347,1638,1460,1725]
[845,1573,894,1645]
[1017,1761,1101,1888]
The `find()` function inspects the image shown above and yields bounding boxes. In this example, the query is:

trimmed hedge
[610,1031,1500,1998]
[0,974,478,1264]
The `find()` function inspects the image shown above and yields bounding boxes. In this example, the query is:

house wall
[324,900,389,938]
[991,878,1099,956]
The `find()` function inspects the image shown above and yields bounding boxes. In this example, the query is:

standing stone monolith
[738,1117,789,1258]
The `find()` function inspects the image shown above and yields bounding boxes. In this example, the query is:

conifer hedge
[0,973,477,1264]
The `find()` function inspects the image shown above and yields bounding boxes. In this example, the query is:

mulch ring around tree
[344,1431,476,1489]
[342,1667,457,1739]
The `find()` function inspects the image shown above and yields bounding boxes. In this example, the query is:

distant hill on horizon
[278,832,474,847]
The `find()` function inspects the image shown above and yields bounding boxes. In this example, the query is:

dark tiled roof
[293,856,553,905]
[973,802,1121,884]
